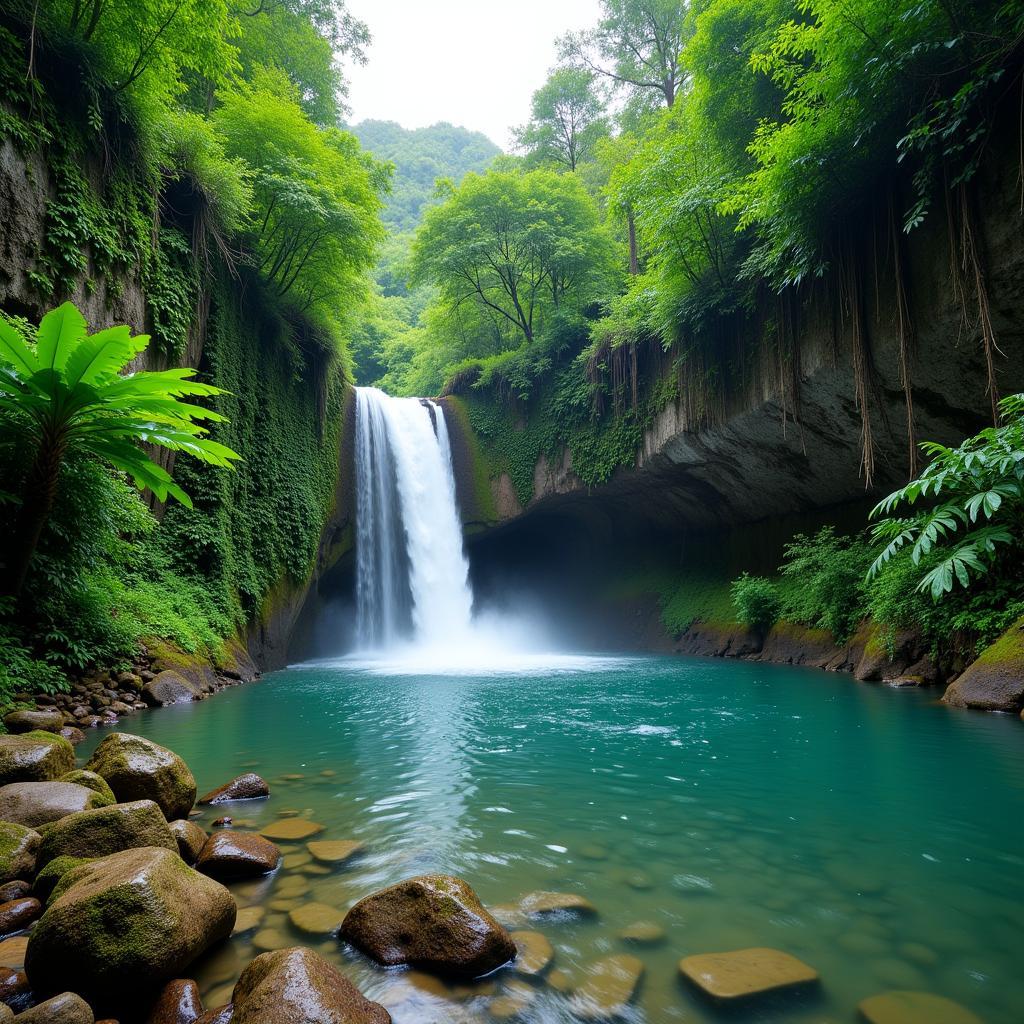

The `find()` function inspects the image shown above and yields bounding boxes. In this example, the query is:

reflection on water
[79,655,1024,1023]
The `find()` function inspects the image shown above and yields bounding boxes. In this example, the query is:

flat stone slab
[511,930,553,976]
[0,936,27,969]
[307,839,364,865]
[572,954,644,1019]
[520,891,597,918]
[858,991,983,1024]
[259,819,324,841]
[619,921,666,944]
[232,906,266,935]
[679,947,818,1000]
[289,901,345,935]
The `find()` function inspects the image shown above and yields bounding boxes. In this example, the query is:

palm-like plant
[0,302,240,598]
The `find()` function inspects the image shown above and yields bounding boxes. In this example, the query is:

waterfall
[354,386,475,650]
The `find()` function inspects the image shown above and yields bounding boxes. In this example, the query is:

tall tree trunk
[3,437,64,599]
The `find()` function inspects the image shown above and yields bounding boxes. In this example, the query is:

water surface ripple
[80,654,1024,1023]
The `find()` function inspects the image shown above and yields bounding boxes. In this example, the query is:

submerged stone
[232,906,265,935]
[679,947,818,1001]
[857,990,982,1024]
[340,874,516,979]
[489,979,537,1019]
[511,930,553,976]
[520,891,597,918]
[306,839,363,865]
[288,901,345,936]
[259,819,324,841]
[618,921,666,944]
[571,955,644,1020]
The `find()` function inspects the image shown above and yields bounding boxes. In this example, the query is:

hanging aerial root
[889,193,917,477]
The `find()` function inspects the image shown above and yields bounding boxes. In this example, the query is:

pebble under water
[79,654,1024,1023]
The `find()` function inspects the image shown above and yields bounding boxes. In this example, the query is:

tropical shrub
[869,394,1024,600]
[731,572,781,630]
[0,302,240,597]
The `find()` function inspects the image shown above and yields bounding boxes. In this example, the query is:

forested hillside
[0,0,385,699]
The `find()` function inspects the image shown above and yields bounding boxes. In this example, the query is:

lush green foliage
[870,394,1024,600]
[515,68,608,172]
[731,573,781,630]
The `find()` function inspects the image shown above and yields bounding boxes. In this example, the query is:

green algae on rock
[0,823,40,885]
[85,733,197,820]
[57,772,115,807]
[36,799,177,868]
[25,847,236,1013]
[340,874,516,980]
[0,733,75,786]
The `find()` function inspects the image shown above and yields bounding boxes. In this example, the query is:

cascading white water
[354,386,475,650]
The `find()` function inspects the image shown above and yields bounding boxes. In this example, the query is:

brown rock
[0,897,41,936]
[198,774,269,805]
[259,820,322,841]
[520,891,597,918]
[1,711,64,735]
[195,1009,232,1024]
[11,991,94,1023]
[85,733,197,820]
[942,620,1024,712]
[0,882,29,903]
[510,931,553,976]
[142,671,202,708]
[145,978,203,1024]
[196,832,280,880]
[571,955,644,1020]
[0,782,108,827]
[340,874,516,980]
[169,820,208,863]
[230,947,391,1024]
[0,822,40,884]
[36,799,176,868]
[0,965,32,1012]
[306,840,363,865]
[678,947,818,1001]
[0,936,28,969]
[857,990,982,1024]
[24,847,236,1012]
[0,733,75,785]
[288,902,344,936]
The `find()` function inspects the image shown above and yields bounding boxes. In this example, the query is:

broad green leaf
[0,317,39,376]
[35,302,86,373]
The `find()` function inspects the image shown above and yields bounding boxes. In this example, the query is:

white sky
[343,0,604,149]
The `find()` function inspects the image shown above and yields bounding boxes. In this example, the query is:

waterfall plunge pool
[79,654,1024,1023]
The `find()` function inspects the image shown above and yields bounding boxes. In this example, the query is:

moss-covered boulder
[146,639,220,694]
[169,819,208,864]
[25,846,236,1013]
[85,733,196,820]
[0,823,40,885]
[1,710,64,735]
[142,671,202,708]
[0,732,75,786]
[0,782,109,828]
[231,947,391,1024]
[58,771,115,807]
[37,800,176,868]
[339,874,516,980]
[32,856,93,904]
[942,618,1024,712]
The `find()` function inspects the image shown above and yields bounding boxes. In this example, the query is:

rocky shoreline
[0,726,989,1023]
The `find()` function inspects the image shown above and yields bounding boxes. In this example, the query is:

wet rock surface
[196,831,280,880]
[0,781,108,827]
[0,896,41,936]
[144,978,204,1024]
[0,733,75,785]
[571,954,644,1019]
[340,874,516,980]
[679,947,819,1000]
[170,820,209,863]
[198,774,269,805]
[2,710,64,735]
[25,846,236,1012]
[230,947,391,1024]
[36,799,177,867]
[0,823,40,885]
[12,991,94,1023]
[857,990,983,1024]
[85,733,197,820]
